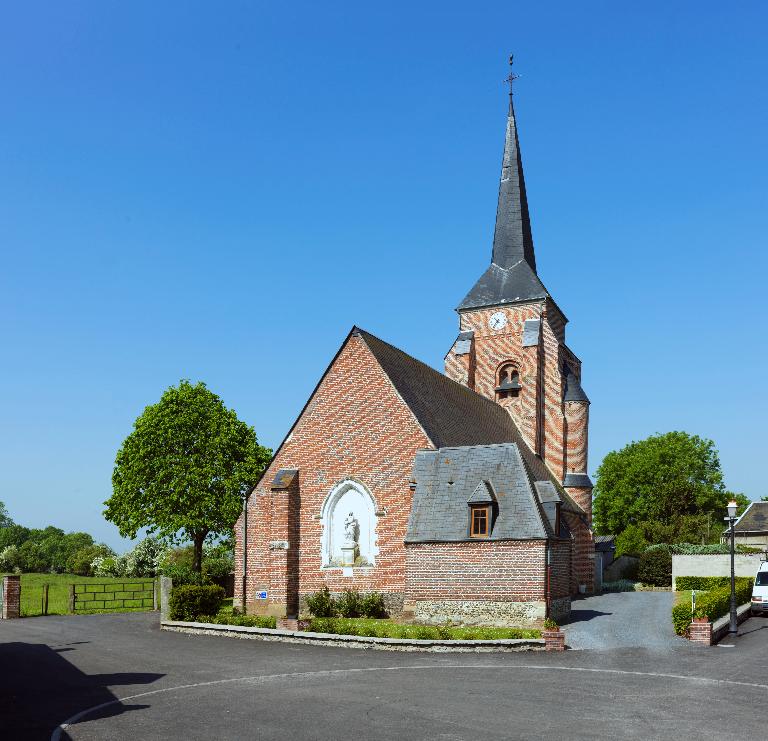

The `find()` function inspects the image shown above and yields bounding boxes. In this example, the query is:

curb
[161,620,547,652]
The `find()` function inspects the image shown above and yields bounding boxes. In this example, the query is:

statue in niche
[343,512,359,545]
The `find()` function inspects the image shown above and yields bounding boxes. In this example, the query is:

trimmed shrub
[676,576,733,591]
[169,585,225,621]
[336,589,362,618]
[305,586,336,617]
[671,578,754,635]
[359,592,387,618]
[638,548,672,587]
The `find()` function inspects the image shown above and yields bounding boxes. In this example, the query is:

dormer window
[495,363,521,400]
[467,480,496,538]
[469,504,491,537]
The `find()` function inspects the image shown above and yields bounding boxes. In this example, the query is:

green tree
[0,501,13,528]
[593,431,728,536]
[614,524,648,557]
[104,380,270,573]
[0,524,30,550]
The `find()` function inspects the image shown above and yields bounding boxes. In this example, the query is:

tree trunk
[192,532,207,575]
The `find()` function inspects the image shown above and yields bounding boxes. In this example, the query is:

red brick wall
[563,511,594,593]
[549,538,572,601]
[405,540,547,601]
[235,333,432,615]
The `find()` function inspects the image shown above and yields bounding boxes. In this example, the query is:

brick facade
[446,299,594,593]
[235,334,431,616]
[404,539,570,625]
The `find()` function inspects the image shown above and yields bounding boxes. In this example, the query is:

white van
[751,561,768,615]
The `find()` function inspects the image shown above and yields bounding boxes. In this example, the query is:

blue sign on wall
[256,591,268,599]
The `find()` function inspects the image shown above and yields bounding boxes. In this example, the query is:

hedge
[307,617,540,640]
[676,576,743,591]
[646,543,763,555]
[638,548,672,587]
[169,584,225,621]
[671,578,754,635]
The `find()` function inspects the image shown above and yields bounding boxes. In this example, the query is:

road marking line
[51,664,768,740]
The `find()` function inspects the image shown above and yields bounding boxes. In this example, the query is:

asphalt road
[2,611,767,741]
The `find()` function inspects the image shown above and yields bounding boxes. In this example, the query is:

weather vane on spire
[505,54,519,95]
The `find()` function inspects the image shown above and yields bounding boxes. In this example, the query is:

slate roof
[563,365,590,403]
[458,261,549,311]
[357,329,585,518]
[733,502,768,533]
[457,96,550,312]
[405,444,551,542]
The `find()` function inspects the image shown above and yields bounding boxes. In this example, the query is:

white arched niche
[320,479,378,568]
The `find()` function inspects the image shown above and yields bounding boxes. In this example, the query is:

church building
[235,76,594,626]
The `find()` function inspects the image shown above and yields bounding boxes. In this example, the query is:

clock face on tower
[488,311,507,330]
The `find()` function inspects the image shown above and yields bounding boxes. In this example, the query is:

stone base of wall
[549,597,571,624]
[407,599,546,626]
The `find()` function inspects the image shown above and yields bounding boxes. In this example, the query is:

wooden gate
[70,581,156,612]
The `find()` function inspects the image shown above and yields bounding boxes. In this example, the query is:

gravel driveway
[563,591,687,650]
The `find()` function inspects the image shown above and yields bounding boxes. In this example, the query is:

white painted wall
[672,554,765,590]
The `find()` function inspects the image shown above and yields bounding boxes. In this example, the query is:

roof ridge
[356,327,519,417]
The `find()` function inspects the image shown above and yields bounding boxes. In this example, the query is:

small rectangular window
[470,506,490,537]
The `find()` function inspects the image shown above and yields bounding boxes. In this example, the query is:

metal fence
[71,581,156,612]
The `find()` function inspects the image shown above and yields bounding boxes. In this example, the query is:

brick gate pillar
[268,468,300,618]
[2,575,21,619]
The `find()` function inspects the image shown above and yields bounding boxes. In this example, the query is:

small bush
[169,585,225,621]
[336,589,362,618]
[305,586,336,617]
[602,580,637,593]
[543,617,559,630]
[638,548,672,587]
[359,592,387,618]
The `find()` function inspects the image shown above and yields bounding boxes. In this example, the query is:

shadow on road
[564,609,612,624]
[0,641,163,740]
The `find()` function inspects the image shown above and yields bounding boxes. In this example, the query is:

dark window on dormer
[496,363,521,400]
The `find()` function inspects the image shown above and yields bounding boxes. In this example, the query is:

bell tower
[444,58,592,520]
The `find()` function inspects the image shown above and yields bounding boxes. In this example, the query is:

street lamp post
[725,499,738,635]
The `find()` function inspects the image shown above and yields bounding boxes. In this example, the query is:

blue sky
[1,2,766,551]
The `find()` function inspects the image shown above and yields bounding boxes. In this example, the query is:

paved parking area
[563,591,686,650]
[1,611,766,740]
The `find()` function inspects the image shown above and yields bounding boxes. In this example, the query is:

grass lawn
[1,573,157,617]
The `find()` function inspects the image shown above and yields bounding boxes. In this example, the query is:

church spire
[492,55,536,272]
[457,57,548,312]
